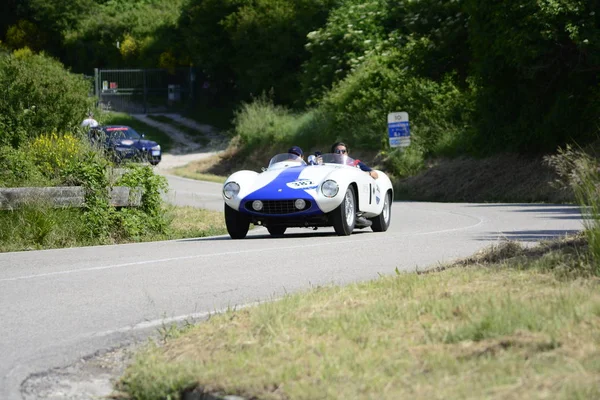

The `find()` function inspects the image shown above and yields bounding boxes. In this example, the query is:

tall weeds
[546,145,600,274]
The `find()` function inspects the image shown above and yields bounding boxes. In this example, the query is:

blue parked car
[90,125,161,166]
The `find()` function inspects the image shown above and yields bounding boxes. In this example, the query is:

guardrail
[0,186,141,210]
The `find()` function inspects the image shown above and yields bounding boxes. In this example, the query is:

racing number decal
[286,179,317,189]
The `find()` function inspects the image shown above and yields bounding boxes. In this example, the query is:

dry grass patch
[116,237,600,400]
[166,206,227,238]
[169,154,228,183]
[394,153,574,203]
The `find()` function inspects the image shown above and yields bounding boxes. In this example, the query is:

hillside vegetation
[1,3,600,398]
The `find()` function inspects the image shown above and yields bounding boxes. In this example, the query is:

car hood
[240,163,348,200]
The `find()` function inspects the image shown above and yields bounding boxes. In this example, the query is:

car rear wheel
[225,204,250,239]
[370,191,392,232]
[267,226,286,237]
[332,185,356,236]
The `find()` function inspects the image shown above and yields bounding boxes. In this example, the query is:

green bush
[0,145,47,187]
[232,95,331,154]
[117,164,169,236]
[0,49,93,148]
[321,50,473,154]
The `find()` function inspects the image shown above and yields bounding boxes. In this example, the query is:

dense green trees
[466,0,600,153]
[178,0,337,105]
[1,0,598,157]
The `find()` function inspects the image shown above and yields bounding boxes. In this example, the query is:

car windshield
[320,153,357,165]
[103,126,142,140]
[268,153,307,169]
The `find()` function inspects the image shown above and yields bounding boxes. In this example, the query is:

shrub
[232,95,331,154]
[321,50,473,154]
[27,132,87,181]
[0,49,94,148]
[117,164,169,236]
[0,145,47,187]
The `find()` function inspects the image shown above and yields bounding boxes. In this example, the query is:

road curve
[0,177,583,399]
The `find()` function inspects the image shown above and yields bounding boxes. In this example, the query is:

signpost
[387,112,410,148]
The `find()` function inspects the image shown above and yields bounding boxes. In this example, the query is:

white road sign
[387,112,410,148]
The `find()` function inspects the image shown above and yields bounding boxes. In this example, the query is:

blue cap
[288,146,303,157]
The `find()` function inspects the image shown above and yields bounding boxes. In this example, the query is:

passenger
[331,142,378,179]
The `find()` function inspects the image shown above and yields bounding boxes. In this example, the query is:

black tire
[370,191,392,232]
[267,225,286,237]
[225,204,250,239]
[332,185,356,236]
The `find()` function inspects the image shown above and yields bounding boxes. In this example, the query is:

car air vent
[245,200,312,214]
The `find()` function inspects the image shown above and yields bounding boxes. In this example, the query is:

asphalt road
[0,174,584,399]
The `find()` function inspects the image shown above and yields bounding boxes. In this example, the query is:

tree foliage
[179,0,337,105]
[465,0,600,153]
[1,0,599,156]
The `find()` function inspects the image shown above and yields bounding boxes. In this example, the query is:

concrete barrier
[0,186,141,210]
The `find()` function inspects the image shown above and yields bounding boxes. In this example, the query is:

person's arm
[357,161,379,179]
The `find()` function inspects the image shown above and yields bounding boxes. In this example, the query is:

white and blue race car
[222,152,393,239]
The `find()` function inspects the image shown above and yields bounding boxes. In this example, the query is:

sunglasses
[334,149,347,154]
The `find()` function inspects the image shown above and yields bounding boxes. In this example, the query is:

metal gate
[94,68,197,114]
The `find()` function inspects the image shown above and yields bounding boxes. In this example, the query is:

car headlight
[223,182,240,199]
[151,145,161,151]
[321,180,339,198]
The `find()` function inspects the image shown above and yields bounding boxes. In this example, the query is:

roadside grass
[115,235,600,400]
[0,205,227,253]
[100,112,175,153]
[168,153,228,183]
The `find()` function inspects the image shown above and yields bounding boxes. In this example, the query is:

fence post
[94,68,99,98]
[143,69,148,114]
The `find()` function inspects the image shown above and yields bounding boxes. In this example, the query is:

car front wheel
[225,204,250,239]
[370,191,392,232]
[332,185,356,236]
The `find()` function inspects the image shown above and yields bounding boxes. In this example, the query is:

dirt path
[129,114,228,172]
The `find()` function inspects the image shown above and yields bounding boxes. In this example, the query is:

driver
[331,142,378,179]
[288,146,304,160]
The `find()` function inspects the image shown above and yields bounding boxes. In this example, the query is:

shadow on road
[177,229,372,242]
[479,229,581,242]
[467,203,583,220]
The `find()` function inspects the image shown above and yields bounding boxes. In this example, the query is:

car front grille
[244,199,312,215]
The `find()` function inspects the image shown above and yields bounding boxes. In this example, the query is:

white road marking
[90,301,265,338]
[0,211,484,283]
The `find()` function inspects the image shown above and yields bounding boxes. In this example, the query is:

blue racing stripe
[241,166,323,216]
